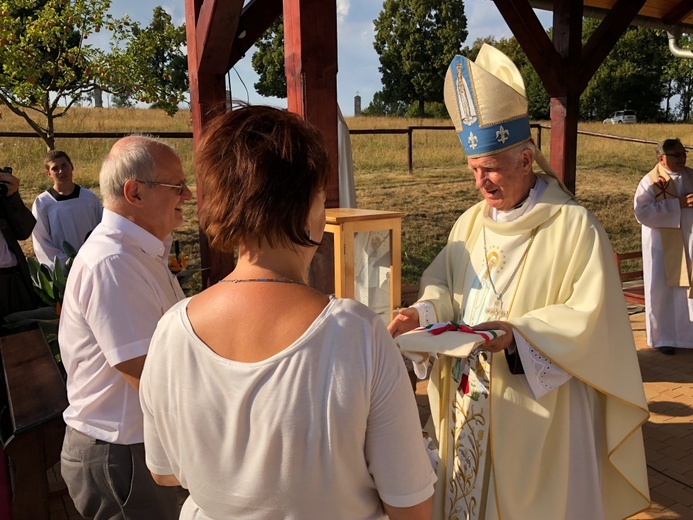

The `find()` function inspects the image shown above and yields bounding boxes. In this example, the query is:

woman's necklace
[482,226,537,320]
[220,277,307,286]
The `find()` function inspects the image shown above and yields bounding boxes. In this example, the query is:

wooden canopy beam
[227,0,283,70]
[662,0,693,25]
[495,0,649,194]
[195,0,242,74]
[493,0,565,96]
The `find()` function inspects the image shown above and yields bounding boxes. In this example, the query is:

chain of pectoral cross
[482,226,537,321]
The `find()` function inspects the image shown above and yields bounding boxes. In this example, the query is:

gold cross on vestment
[486,297,507,321]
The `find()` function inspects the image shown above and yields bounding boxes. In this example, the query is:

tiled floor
[44,308,693,519]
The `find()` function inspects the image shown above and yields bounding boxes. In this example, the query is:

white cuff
[411,300,436,327]
[515,331,571,400]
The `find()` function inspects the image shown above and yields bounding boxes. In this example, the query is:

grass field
[2,105,688,288]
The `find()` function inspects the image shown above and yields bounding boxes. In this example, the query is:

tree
[373,0,467,118]
[0,0,116,149]
[111,91,135,108]
[0,2,187,150]
[362,91,407,116]
[580,19,669,122]
[251,18,286,98]
[663,33,693,122]
[111,6,188,114]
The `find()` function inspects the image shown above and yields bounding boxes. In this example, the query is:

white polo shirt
[59,209,185,444]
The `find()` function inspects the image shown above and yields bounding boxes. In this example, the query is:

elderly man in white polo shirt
[58,135,192,519]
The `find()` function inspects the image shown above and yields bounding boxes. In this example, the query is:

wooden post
[407,128,413,174]
[547,0,583,194]
[284,0,339,207]
[284,0,339,294]
[185,0,240,286]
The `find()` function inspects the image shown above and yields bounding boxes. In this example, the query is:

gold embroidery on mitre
[455,62,477,126]
[461,44,528,131]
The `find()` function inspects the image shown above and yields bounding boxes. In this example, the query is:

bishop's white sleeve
[515,332,572,400]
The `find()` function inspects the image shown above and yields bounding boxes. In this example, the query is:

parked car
[603,110,637,124]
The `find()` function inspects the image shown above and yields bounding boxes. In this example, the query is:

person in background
[59,136,192,520]
[0,167,37,321]
[140,105,436,520]
[388,45,649,519]
[634,138,693,355]
[31,150,102,267]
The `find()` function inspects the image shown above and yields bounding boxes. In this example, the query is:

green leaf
[27,257,42,287]
[61,240,77,259]
[36,267,55,303]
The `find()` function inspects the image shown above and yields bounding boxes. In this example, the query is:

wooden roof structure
[185,0,337,286]
[185,0,693,287]
[494,0,693,204]
[532,0,693,30]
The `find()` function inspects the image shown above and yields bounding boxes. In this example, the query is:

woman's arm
[383,496,433,520]
[150,472,181,487]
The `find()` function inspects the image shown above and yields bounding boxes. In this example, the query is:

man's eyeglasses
[136,179,187,195]
[663,152,687,159]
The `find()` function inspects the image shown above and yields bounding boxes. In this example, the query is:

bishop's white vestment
[634,164,693,349]
[416,176,650,520]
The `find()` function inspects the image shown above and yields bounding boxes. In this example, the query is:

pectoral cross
[486,297,507,321]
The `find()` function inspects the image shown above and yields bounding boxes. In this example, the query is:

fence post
[537,125,542,150]
[407,127,413,174]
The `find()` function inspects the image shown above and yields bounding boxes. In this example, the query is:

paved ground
[46,308,693,519]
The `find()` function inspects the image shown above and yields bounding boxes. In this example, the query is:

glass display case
[324,208,404,323]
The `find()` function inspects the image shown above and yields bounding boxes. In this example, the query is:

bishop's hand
[387,307,420,338]
[473,320,515,353]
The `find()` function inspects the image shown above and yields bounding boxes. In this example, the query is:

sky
[105,1,553,116]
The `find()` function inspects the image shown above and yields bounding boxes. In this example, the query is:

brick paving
[45,307,693,519]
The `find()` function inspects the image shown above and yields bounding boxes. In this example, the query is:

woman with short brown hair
[140,105,435,520]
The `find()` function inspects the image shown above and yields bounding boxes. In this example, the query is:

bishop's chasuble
[418,176,650,520]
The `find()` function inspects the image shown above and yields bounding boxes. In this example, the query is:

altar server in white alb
[634,138,693,355]
[31,150,102,266]
[388,44,650,519]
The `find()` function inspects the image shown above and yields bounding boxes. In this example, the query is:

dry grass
[2,106,684,286]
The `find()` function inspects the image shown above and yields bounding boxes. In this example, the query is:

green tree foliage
[110,6,188,114]
[251,18,286,98]
[362,91,406,116]
[0,1,187,150]
[0,0,116,149]
[373,0,467,118]
[662,33,693,122]
[581,19,669,122]
[111,90,134,108]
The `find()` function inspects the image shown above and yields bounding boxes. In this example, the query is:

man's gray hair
[99,135,172,204]
[656,138,682,158]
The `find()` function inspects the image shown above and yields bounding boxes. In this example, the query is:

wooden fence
[0,124,675,174]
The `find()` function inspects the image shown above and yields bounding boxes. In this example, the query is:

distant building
[93,87,103,108]
[354,95,362,116]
